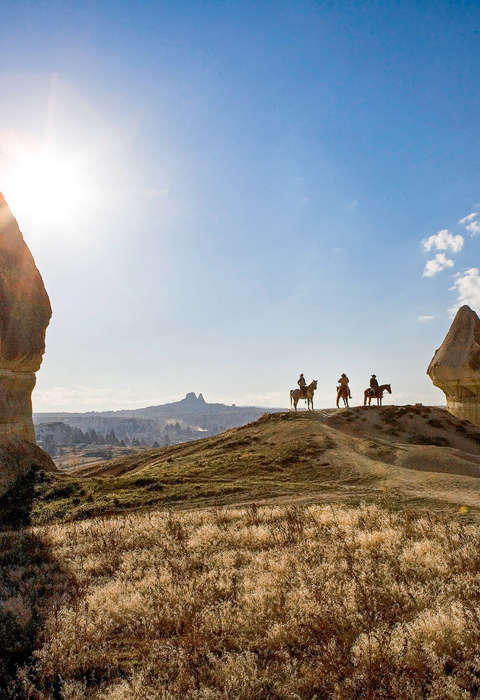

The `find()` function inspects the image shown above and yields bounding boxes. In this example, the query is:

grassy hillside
[4,405,480,527]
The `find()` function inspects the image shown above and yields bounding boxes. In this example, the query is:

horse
[363,383,392,406]
[336,385,350,408]
[290,380,318,412]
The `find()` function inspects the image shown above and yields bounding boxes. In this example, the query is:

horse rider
[337,373,352,399]
[369,374,379,396]
[298,373,307,394]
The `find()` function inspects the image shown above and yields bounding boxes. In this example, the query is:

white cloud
[423,253,455,278]
[466,220,480,236]
[459,212,480,236]
[449,268,480,316]
[423,229,464,253]
[418,315,435,322]
[459,212,478,224]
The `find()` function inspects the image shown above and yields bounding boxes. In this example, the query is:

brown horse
[336,385,350,408]
[363,383,392,406]
[290,380,318,411]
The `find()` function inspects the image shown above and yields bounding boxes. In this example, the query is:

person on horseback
[369,374,379,396]
[298,373,307,391]
[337,373,352,399]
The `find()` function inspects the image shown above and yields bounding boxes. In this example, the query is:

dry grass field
[2,502,480,698]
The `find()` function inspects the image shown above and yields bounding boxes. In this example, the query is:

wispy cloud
[459,212,480,236]
[449,268,480,315]
[459,212,478,224]
[423,253,454,278]
[423,229,464,253]
[467,220,480,236]
[418,315,435,322]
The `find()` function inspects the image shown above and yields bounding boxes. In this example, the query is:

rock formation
[0,193,55,493]
[427,305,480,425]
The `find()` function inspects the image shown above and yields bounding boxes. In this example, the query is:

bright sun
[3,142,94,229]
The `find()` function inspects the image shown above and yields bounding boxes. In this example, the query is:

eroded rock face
[427,305,480,425]
[0,193,55,492]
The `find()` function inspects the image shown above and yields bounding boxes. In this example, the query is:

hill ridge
[7,404,480,527]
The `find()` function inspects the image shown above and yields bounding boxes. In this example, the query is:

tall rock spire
[427,305,480,425]
[0,194,52,441]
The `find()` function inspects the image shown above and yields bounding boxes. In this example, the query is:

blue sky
[1,0,479,410]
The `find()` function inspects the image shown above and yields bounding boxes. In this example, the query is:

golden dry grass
[3,502,480,698]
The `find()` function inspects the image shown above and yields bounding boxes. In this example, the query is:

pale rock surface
[0,193,55,493]
[427,305,480,425]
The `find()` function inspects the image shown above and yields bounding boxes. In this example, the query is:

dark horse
[336,385,350,408]
[363,383,392,406]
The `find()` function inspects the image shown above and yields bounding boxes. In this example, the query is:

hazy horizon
[1,2,479,412]
[32,389,446,415]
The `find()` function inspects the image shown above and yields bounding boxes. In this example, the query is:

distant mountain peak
[184,392,206,403]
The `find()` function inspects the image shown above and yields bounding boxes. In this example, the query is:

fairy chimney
[427,305,480,425]
[0,193,55,494]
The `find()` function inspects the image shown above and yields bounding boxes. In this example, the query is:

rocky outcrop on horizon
[34,393,282,452]
[427,305,480,426]
[0,193,55,494]
[35,417,203,457]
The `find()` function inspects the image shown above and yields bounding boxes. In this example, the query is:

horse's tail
[290,390,293,407]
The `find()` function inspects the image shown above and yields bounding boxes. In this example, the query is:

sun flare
[2,140,95,230]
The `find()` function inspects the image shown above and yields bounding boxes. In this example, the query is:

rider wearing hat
[298,373,307,391]
[337,373,352,399]
[369,374,379,395]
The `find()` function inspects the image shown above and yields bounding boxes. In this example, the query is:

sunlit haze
[1,1,480,412]
[3,140,96,228]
